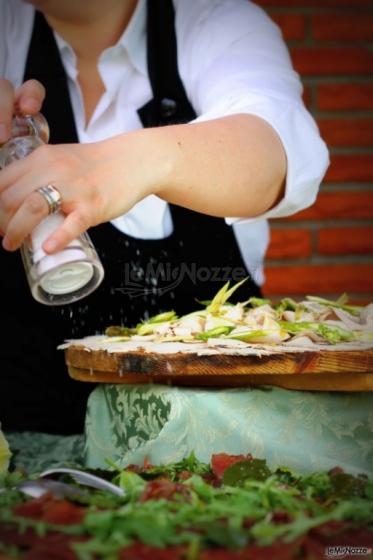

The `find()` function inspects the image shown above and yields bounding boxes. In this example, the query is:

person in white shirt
[0,0,329,433]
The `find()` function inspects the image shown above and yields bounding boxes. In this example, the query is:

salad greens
[1,453,372,559]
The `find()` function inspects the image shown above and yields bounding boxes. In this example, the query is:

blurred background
[254,0,373,304]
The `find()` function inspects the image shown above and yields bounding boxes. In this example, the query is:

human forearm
[140,113,286,218]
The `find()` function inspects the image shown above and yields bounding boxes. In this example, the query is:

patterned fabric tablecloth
[5,431,85,473]
[84,384,373,476]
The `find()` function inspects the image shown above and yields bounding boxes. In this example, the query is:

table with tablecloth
[6,384,373,476]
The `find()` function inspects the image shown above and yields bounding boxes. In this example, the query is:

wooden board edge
[65,345,373,375]
[68,366,373,392]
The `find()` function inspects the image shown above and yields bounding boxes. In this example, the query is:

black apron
[0,1,262,434]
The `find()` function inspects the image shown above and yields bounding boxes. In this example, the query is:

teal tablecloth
[84,384,373,476]
[5,431,85,473]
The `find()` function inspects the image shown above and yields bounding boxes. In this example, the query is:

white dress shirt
[0,0,329,285]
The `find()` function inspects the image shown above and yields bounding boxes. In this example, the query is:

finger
[0,155,30,195]
[43,210,89,254]
[0,79,15,143]
[15,80,46,116]
[2,190,49,251]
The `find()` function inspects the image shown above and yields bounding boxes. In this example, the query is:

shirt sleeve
[0,0,8,76]
[174,0,329,223]
[0,0,35,86]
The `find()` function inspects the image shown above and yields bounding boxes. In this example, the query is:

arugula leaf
[196,326,234,341]
[225,329,278,342]
[247,296,272,308]
[223,460,272,486]
[142,452,211,481]
[275,297,298,312]
[306,294,362,316]
[279,321,354,344]
[104,326,135,337]
[135,311,178,335]
[329,472,368,499]
[148,311,178,324]
[113,470,146,500]
[317,323,354,344]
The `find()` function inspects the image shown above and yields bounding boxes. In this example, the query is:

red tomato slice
[211,453,253,480]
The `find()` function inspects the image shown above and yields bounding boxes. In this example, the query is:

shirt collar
[117,0,147,76]
[52,0,147,76]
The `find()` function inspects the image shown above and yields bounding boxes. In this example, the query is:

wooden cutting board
[65,342,373,391]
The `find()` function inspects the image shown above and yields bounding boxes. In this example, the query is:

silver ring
[36,185,62,215]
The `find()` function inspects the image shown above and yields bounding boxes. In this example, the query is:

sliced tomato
[13,494,85,525]
[139,479,192,502]
[211,453,253,480]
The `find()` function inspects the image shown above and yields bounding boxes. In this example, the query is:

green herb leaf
[223,460,272,486]
[306,294,362,316]
[196,326,234,340]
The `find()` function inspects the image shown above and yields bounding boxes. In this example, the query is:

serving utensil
[40,467,125,497]
[15,478,87,499]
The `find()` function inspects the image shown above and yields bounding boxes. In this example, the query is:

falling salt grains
[118,363,125,378]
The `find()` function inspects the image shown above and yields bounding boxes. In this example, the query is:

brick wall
[254,0,373,304]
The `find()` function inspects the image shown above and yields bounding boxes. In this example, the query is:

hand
[0,133,155,253]
[0,79,45,143]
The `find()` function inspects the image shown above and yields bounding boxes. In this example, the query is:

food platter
[62,284,373,391]
[2,451,373,559]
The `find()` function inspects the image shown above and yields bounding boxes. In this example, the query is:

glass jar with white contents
[0,113,104,305]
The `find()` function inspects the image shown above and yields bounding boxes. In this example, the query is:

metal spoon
[40,467,125,497]
[16,478,87,499]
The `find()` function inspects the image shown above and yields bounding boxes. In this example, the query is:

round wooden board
[65,345,373,391]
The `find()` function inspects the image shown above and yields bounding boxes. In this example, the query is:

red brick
[317,83,373,111]
[284,191,373,221]
[271,13,306,41]
[312,14,373,41]
[263,264,373,295]
[325,154,373,182]
[302,85,312,108]
[267,228,312,258]
[318,118,373,147]
[318,226,373,255]
[255,0,373,6]
[291,47,373,75]
[349,296,373,306]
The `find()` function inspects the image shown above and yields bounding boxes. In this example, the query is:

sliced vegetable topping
[103,281,372,347]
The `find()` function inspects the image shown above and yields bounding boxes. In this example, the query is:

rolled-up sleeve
[174,0,329,223]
